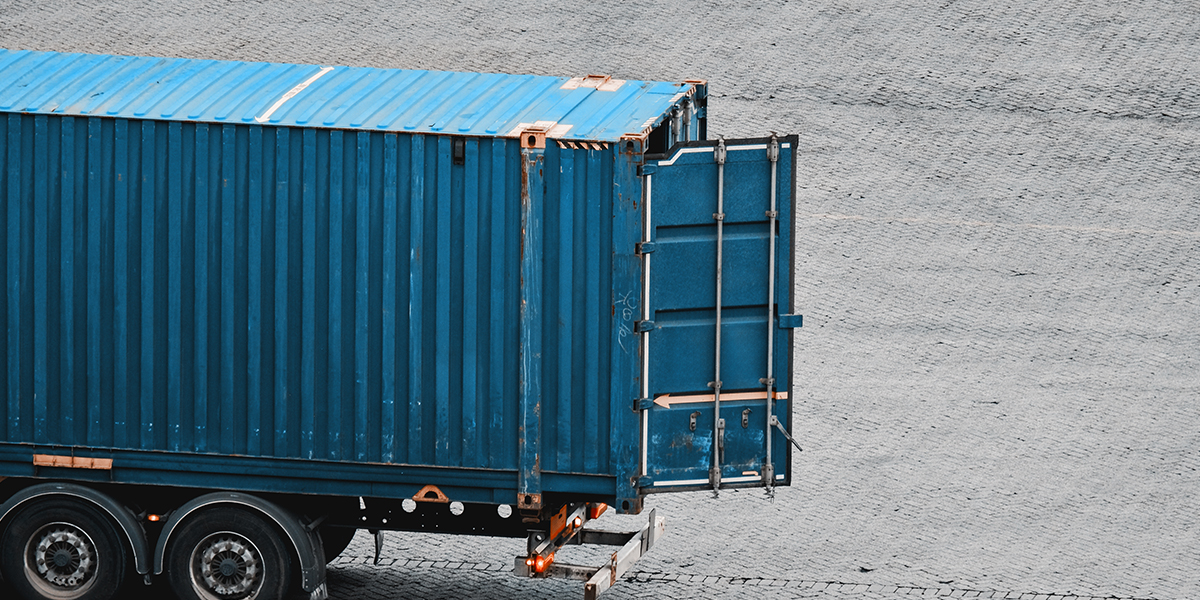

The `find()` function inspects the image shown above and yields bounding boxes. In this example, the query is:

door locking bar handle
[769,415,802,452]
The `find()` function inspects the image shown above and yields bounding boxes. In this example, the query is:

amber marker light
[146,514,161,522]
[588,503,607,520]
[531,553,554,574]
[573,516,583,528]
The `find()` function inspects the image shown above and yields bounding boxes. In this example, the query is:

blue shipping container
[0,49,798,514]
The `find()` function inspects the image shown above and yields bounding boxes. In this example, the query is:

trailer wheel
[165,506,293,600]
[0,497,127,600]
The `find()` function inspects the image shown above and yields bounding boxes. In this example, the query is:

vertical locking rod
[762,135,780,488]
[709,138,727,493]
[640,171,652,478]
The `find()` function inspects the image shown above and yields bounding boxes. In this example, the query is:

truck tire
[164,506,293,600]
[0,497,127,600]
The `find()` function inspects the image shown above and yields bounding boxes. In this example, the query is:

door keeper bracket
[778,314,803,328]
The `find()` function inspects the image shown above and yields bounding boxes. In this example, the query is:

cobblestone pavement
[1,1,1197,599]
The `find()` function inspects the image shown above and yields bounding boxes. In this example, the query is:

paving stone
[0,1,1195,599]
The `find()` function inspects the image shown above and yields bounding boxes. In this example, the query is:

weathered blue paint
[611,138,646,512]
[518,142,545,508]
[641,136,799,490]
[0,49,693,144]
[0,49,793,512]
[461,139,480,465]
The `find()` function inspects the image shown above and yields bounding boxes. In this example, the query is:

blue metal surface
[518,142,545,508]
[641,137,798,490]
[0,108,633,492]
[611,139,646,512]
[0,49,696,143]
[0,49,791,510]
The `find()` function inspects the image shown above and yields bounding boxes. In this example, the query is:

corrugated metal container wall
[0,113,624,474]
[0,49,736,511]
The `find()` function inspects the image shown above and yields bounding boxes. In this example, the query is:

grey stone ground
[1,1,1197,599]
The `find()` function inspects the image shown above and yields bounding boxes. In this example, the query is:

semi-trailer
[0,48,801,600]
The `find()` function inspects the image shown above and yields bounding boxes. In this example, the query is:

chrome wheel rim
[190,531,263,600]
[23,522,99,599]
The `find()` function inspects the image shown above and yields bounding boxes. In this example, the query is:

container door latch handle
[769,415,802,452]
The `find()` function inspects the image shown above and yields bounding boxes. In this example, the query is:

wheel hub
[29,523,96,591]
[220,557,240,577]
[194,533,261,598]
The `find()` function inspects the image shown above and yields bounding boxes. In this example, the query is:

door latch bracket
[778,314,803,329]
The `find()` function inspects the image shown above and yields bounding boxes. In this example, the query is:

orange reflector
[33,454,112,470]
[147,514,161,522]
[532,553,554,574]
[589,503,607,520]
[572,516,582,528]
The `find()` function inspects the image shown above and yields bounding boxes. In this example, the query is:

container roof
[0,49,700,142]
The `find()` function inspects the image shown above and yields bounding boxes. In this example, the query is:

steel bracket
[778,313,804,328]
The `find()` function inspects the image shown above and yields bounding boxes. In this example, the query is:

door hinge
[635,241,657,255]
[635,320,656,333]
[638,164,658,176]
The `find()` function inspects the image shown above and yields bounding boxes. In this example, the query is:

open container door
[637,135,801,493]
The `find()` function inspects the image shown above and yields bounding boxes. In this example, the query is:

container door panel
[641,136,797,491]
